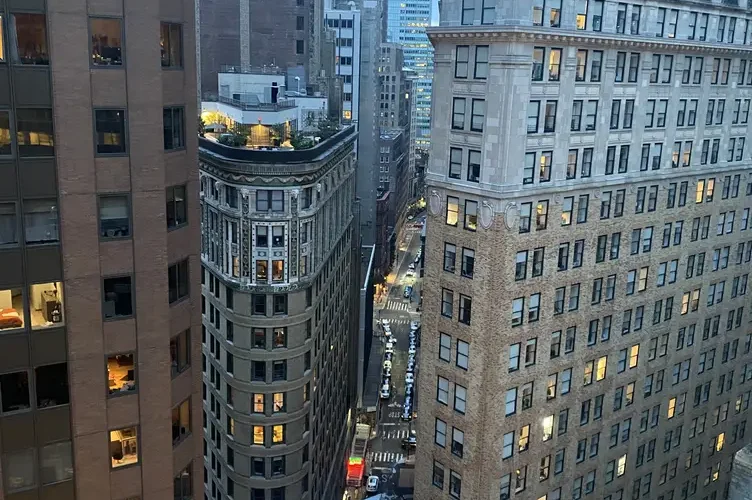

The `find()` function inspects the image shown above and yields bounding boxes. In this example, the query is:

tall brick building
[0,1,201,499]
[415,0,752,499]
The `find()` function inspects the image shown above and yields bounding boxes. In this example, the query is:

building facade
[0,1,202,499]
[199,0,318,99]
[379,43,412,130]
[385,0,434,150]
[199,126,359,500]
[325,7,362,123]
[416,1,752,499]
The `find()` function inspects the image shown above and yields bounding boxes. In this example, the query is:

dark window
[0,371,30,413]
[252,457,265,476]
[271,487,285,500]
[99,195,130,238]
[168,260,189,303]
[160,23,182,68]
[23,199,59,244]
[273,294,287,315]
[12,14,49,65]
[272,456,286,476]
[0,203,17,245]
[90,18,123,66]
[166,185,187,228]
[170,329,191,377]
[252,294,266,315]
[35,363,69,408]
[272,360,287,381]
[296,16,305,30]
[253,328,266,349]
[103,276,133,318]
[296,40,305,54]
[252,361,266,381]
[174,463,192,500]
[163,107,185,150]
[16,109,54,157]
[95,109,127,154]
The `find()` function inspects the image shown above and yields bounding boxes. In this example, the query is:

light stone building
[415,0,752,499]
[199,126,359,500]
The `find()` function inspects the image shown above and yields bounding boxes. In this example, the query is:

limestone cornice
[427,26,752,55]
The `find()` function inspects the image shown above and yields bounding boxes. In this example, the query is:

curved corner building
[416,0,752,499]
[199,126,359,500]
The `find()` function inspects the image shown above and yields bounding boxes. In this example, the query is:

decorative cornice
[427,26,752,55]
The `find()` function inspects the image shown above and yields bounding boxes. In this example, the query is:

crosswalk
[382,318,410,326]
[382,429,412,440]
[385,300,410,311]
[368,451,406,464]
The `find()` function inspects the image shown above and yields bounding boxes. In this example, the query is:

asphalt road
[367,225,423,494]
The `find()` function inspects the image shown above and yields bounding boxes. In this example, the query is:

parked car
[404,285,413,298]
[385,346,394,355]
[386,340,395,349]
[380,383,390,399]
[406,269,415,277]
[408,345,417,355]
[410,320,421,331]
[405,372,415,385]
[408,262,416,271]
[366,475,380,492]
[401,408,412,421]
[381,319,390,328]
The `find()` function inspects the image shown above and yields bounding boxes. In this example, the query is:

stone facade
[199,127,359,500]
[415,0,752,499]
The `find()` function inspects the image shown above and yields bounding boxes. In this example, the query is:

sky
[431,0,439,25]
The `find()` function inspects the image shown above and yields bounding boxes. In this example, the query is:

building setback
[0,1,202,499]
[199,126,360,499]
[416,0,752,499]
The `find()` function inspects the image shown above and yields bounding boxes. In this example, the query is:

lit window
[90,18,123,66]
[272,424,285,444]
[617,454,627,476]
[253,425,264,445]
[0,287,24,330]
[29,282,64,328]
[109,426,139,468]
[171,398,191,446]
[107,354,136,396]
[542,414,554,441]
[253,394,265,414]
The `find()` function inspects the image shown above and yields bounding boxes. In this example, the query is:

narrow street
[365,218,424,496]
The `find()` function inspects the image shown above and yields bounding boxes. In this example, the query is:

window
[163,107,185,150]
[99,195,130,239]
[90,18,123,66]
[272,360,287,381]
[172,398,191,445]
[256,190,285,212]
[433,461,445,488]
[95,109,127,154]
[450,470,462,498]
[452,98,466,129]
[166,185,187,228]
[456,340,469,369]
[549,48,562,80]
[532,47,544,81]
[103,276,133,318]
[12,14,49,65]
[435,418,448,446]
[22,199,59,245]
[110,426,139,468]
[442,289,454,318]
[39,441,73,486]
[544,101,557,132]
[471,99,485,131]
[461,248,474,278]
[527,101,540,133]
[170,329,190,377]
[161,22,182,67]
[0,370,30,414]
[474,45,489,79]
[168,260,189,303]
[455,46,469,78]
[452,428,465,457]
[459,295,472,325]
[439,333,451,361]
[444,243,457,272]
[17,108,54,157]
[464,200,478,230]
[107,353,135,396]
[446,196,459,226]
[272,424,285,444]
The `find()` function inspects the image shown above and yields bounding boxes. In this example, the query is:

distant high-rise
[416,0,752,499]
[385,0,433,150]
